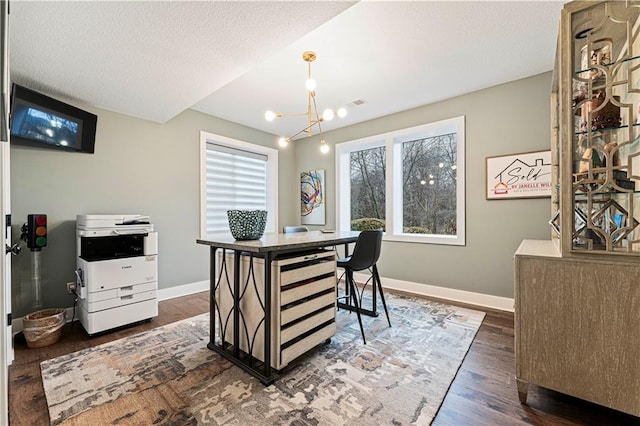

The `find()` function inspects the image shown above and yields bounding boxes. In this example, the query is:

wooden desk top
[197,230,360,253]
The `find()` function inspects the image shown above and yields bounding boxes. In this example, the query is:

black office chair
[336,230,390,344]
[283,225,309,233]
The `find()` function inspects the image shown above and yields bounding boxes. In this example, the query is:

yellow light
[305,78,316,91]
[320,140,330,154]
[322,109,334,121]
[265,52,345,152]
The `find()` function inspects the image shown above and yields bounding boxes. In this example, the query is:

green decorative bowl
[227,210,268,240]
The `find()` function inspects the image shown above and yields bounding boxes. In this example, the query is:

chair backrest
[346,230,383,272]
[283,225,309,233]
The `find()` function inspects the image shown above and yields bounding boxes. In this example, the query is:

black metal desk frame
[197,231,359,385]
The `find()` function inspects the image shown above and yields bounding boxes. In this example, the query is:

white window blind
[205,142,268,234]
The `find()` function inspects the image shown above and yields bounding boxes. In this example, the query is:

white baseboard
[10,276,512,335]
[353,272,514,312]
[157,280,209,301]
[11,282,210,335]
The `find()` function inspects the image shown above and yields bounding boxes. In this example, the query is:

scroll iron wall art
[301,169,325,225]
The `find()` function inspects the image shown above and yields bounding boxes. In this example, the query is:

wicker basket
[23,308,65,348]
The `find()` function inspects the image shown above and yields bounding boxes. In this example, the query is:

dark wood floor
[8,291,640,425]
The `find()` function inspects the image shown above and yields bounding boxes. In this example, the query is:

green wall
[294,72,553,299]
[10,71,552,316]
[10,108,296,317]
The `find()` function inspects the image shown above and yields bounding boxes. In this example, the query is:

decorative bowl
[227,210,268,240]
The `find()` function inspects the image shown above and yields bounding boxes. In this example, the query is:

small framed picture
[486,150,552,200]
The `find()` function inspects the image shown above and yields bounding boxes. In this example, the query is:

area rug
[41,293,485,425]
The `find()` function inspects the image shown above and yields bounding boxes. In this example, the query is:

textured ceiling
[9,1,564,141]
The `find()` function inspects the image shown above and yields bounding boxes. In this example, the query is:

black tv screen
[10,84,97,153]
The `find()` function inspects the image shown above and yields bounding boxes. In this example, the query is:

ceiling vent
[352,99,366,106]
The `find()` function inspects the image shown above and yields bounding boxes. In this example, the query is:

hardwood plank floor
[8,291,640,425]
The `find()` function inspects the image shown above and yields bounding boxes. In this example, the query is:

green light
[35,236,47,247]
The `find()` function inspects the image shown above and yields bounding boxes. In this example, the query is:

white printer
[76,214,158,335]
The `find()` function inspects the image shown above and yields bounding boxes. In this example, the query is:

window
[336,116,465,245]
[200,131,278,237]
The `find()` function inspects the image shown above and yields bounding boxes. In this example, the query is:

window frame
[335,116,465,246]
[199,131,278,238]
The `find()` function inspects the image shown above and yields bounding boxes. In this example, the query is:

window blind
[205,142,268,234]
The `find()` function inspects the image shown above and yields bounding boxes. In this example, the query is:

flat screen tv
[10,84,97,153]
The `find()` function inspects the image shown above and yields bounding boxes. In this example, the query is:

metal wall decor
[564,1,640,254]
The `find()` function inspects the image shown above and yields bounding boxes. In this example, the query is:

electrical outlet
[66,281,76,295]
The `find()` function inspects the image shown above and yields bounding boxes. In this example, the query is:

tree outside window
[337,116,465,246]
[402,133,457,235]
[350,146,385,231]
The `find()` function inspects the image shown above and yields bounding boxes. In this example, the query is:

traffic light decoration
[25,214,47,251]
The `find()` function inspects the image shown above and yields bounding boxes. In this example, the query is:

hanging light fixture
[265,51,346,154]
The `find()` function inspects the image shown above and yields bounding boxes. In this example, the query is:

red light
[35,215,46,226]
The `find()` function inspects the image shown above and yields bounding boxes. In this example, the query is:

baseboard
[11,277,512,334]
[157,280,209,301]
[353,272,514,312]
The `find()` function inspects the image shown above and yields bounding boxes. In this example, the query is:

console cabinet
[217,249,336,370]
[515,2,640,417]
[514,240,640,417]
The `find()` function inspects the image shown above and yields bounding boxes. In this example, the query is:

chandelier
[265,51,346,154]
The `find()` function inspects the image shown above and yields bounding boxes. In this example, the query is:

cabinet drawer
[281,292,335,326]
[281,276,335,306]
[281,322,336,367]
[280,260,335,286]
[80,297,158,335]
[281,307,335,344]
[86,281,157,303]
[85,288,156,312]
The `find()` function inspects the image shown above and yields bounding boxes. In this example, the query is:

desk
[197,231,359,384]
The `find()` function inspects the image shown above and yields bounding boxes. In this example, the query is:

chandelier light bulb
[305,78,317,92]
[278,137,289,147]
[320,140,330,154]
[265,110,276,122]
[322,109,335,121]
[337,107,347,118]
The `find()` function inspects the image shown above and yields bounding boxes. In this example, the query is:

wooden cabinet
[515,2,640,417]
[514,240,640,417]
[217,249,336,370]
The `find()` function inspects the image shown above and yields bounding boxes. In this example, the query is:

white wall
[10,108,295,317]
[294,72,553,299]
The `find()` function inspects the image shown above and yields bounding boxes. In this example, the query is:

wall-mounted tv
[10,84,97,153]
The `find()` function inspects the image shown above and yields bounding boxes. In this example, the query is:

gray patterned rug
[41,293,484,425]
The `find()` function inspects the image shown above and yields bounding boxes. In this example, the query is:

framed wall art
[301,169,325,225]
[486,150,552,200]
